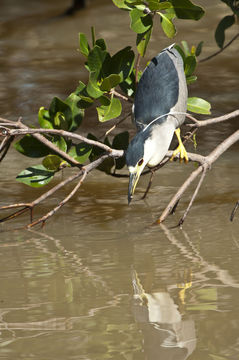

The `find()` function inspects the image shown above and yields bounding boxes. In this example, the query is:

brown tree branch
[186,110,239,128]
[0,109,238,228]
[0,134,14,162]
[0,118,122,156]
[158,129,239,224]
[0,118,81,167]
[178,166,207,227]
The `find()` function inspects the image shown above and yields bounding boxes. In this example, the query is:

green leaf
[14,135,50,158]
[87,72,104,99]
[184,55,196,76]
[99,95,111,106]
[181,40,190,56]
[195,41,203,56]
[215,15,235,48]
[96,97,122,122]
[112,131,129,169]
[119,71,136,97]
[187,97,211,114]
[68,143,92,163]
[174,44,186,62]
[65,92,84,131]
[112,0,132,10]
[75,81,86,94]
[170,0,205,20]
[186,75,197,84]
[76,81,94,108]
[130,8,153,34]
[49,97,72,130]
[87,45,108,77]
[52,136,67,152]
[78,32,90,57]
[137,27,152,57]
[38,107,53,129]
[95,38,107,51]
[148,0,172,11]
[100,74,122,91]
[16,165,54,188]
[42,155,62,171]
[110,46,135,81]
[159,11,176,38]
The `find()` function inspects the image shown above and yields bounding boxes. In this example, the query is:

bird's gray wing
[133,46,187,131]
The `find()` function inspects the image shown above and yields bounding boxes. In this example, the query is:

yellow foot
[170,128,188,163]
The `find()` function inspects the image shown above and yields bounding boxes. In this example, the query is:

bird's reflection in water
[132,270,196,360]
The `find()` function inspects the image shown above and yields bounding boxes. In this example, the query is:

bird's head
[125,129,155,204]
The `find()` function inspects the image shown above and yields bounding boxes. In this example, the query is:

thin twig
[0,124,113,155]
[0,172,83,222]
[109,89,131,102]
[0,135,14,162]
[186,110,239,128]
[0,117,124,160]
[199,33,239,63]
[104,112,131,137]
[178,166,207,227]
[142,169,155,200]
[27,170,87,228]
[230,200,239,222]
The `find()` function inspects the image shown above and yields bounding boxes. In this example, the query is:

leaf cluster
[13,0,211,188]
[113,0,205,56]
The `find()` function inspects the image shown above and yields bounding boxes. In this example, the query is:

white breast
[144,119,176,167]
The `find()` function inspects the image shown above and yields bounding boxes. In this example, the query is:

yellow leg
[170,128,188,163]
[132,270,148,305]
[177,269,192,305]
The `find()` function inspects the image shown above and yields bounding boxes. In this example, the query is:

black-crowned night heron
[126,44,188,204]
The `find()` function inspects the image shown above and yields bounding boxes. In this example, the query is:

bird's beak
[128,170,141,205]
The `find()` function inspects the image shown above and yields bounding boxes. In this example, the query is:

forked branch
[158,129,239,224]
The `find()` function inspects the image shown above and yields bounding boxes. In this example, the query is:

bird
[125,44,188,204]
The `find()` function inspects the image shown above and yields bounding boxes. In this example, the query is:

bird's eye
[138,158,144,166]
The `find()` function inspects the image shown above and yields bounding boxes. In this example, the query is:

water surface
[0,1,239,359]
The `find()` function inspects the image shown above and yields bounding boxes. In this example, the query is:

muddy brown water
[0,1,239,359]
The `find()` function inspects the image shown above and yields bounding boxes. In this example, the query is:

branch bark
[186,110,239,128]
[0,117,123,157]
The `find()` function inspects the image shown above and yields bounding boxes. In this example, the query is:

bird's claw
[170,128,189,163]
[170,143,189,163]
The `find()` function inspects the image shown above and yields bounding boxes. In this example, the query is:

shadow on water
[0,0,239,359]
